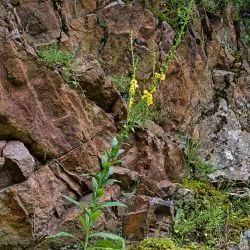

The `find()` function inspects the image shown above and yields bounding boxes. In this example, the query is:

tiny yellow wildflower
[130,79,138,85]
[154,73,161,79]
[129,78,138,95]
[160,73,165,81]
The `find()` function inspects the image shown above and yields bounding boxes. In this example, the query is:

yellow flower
[130,79,138,85]
[160,73,165,81]
[129,78,138,95]
[154,73,161,79]
[142,89,153,106]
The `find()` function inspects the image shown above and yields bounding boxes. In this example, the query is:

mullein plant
[47,0,195,249]
[48,137,126,250]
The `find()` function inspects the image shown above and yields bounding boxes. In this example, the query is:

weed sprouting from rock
[37,44,85,96]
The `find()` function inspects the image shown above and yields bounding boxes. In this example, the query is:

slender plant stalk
[84,229,89,250]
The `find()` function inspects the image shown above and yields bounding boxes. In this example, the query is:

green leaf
[97,188,105,197]
[92,177,99,192]
[111,137,118,148]
[63,195,84,210]
[81,173,100,182]
[102,179,120,186]
[47,231,82,242]
[116,149,125,158]
[90,210,102,222]
[90,232,124,242]
[94,239,120,249]
[84,207,92,216]
[101,154,108,168]
[106,167,115,179]
[78,214,88,231]
[101,201,126,208]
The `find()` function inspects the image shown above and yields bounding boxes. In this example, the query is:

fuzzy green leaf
[78,214,88,231]
[81,173,100,182]
[101,154,108,168]
[47,231,82,242]
[101,201,126,208]
[116,149,125,158]
[94,239,120,249]
[63,195,84,210]
[90,210,102,222]
[92,177,99,192]
[111,137,119,148]
[106,166,115,179]
[90,232,124,242]
[103,179,120,186]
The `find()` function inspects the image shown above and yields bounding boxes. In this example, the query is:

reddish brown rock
[4,58,28,86]
[81,0,96,13]
[112,166,139,190]
[135,176,159,197]
[121,127,167,181]
[121,125,185,182]
[0,37,116,160]
[15,0,61,44]
[74,54,121,112]
[123,210,148,240]
[122,195,175,240]
[0,0,249,248]
[164,135,185,180]
[0,166,73,248]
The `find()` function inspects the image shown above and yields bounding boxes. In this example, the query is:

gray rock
[150,197,175,218]
[239,230,250,250]
[2,141,35,179]
[198,100,250,181]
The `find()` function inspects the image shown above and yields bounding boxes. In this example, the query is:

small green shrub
[37,44,72,67]
[109,75,131,99]
[176,136,215,180]
[153,0,194,31]
[200,0,248,14]
[171,135,249,248]
[139,238,177,250]
[243,18,250,47]
[37,44,85,95]
[173,179,249,248]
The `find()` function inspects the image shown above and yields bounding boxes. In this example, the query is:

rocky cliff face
[0,0,249,249]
